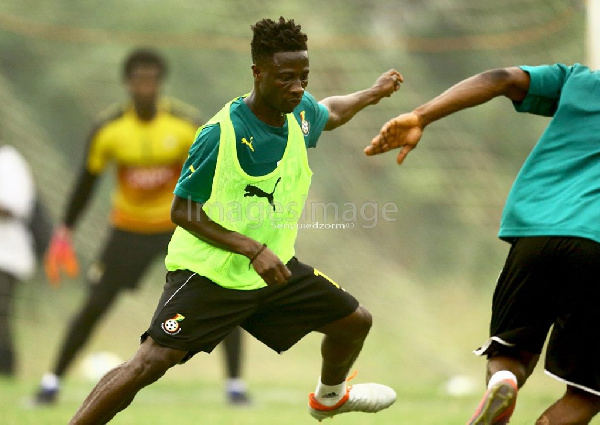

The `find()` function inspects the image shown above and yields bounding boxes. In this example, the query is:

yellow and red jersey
[85,99,199,233]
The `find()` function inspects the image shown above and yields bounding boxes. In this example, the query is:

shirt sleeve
[513,64,573,117]
[300,91,329,148]
[85,126,112,174]
[173,123,220,204]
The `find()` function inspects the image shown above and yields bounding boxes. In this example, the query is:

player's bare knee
[352,305,373,339]
[318,305,372,341]
[130,340,183,382]
[127,353,173,384]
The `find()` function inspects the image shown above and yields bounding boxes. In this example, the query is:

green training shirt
[499,63,600,244]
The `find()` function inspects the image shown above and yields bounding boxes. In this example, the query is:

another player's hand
[44,225,79,287]
[364,112,423,164]
[250,246,291,286]
[371,69,403,104]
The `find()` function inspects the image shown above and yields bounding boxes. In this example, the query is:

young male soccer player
[366,64,600,424]
[68,17,403,424]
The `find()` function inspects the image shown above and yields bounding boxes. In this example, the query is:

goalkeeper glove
[44,225,79,287]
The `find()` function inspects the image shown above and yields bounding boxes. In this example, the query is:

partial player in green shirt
[366,64,600,424]
[69,16,403,424]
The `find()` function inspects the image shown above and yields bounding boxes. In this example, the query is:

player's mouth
[287,97,302,108]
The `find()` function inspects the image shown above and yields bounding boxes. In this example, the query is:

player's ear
[251,64,261,80]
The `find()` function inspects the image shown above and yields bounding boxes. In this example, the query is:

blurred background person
[33,48,250,406]
[0,143,37,377]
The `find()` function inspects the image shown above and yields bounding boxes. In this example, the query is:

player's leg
[468,237,558,424]
[221,327,251,405]
[34,270,124,404]
[485,353,539,387]
[72,269,252,422]
[308,304,397,421]
[35,229,164,404]
[534,237,600,424]
[535,386,600,424]
[242,258,396,420]
[468,351,538,425]
[69,336,186,425]
[314,305,372,386]
[0,271,16,376]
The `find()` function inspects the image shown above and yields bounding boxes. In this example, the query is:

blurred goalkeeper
[366,64,600,424]
[34,48,251,406]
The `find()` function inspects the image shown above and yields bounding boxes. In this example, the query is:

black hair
[250,17,308,64]
[122,48,168,80]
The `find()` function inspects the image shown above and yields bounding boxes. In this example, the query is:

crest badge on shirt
[299,110,310,135]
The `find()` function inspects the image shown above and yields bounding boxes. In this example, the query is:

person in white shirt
[0,144,36,376]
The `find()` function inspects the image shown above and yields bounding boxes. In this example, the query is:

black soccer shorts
[143,257,360,362]
[475,236,600,395]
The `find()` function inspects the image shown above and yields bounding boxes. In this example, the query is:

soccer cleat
[467,379,518,425]
[227,389,252,406]
[32,386,59,406]
[308,383,396,421]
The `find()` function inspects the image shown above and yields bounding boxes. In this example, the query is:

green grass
[6,267,599,424]
[0,373,577,424]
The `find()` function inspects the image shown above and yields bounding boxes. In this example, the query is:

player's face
[257,51,309,114]
[126,65,162,108]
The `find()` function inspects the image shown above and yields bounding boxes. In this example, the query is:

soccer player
[35,48,251,406]
[366,64,600,424]
[68,17,402,424]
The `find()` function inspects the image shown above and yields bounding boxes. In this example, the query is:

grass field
[4,260,598,425]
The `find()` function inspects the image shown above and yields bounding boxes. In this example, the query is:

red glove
[44,226,79,287]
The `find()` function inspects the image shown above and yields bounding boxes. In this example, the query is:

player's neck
[134,103,157,121]
[243,93,285,127]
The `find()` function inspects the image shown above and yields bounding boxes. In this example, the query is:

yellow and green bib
[165,99,312,289]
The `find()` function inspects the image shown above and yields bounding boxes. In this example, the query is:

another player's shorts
[143,257,360,362]
[474,236,600,395]
[91,228,173,291]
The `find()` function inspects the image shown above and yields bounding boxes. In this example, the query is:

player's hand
[44,225,79,287]
[371,69,403,104]
[364,111,423,164]
[250,246,291,286]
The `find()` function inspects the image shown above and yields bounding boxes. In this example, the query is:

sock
[487,370,517,390]
[226,378,247,394]
[41,373,60,391]
[314,377,346,407]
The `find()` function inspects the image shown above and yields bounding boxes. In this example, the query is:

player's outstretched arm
[320,69,403,131]
[365,67,530,165]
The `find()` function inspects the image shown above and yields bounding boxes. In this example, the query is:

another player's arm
[320,69,403,131]
[44,122,107,284]
[62,168,100,232]
[365,67,530,164]
[170,195,291,285]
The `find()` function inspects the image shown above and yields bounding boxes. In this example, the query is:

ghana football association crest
[162,313,185,335]
[299,110,310,135]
